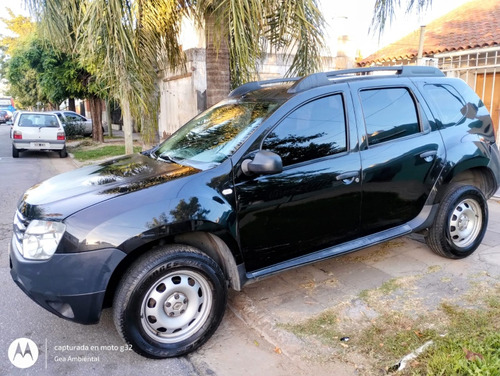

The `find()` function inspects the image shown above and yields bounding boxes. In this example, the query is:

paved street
[1,123,500,375]
[0,125,196,376]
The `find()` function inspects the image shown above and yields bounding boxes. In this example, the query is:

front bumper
[9,236,126,324]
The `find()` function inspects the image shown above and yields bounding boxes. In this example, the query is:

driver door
[234,93,362,272]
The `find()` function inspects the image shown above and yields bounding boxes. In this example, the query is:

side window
[423,84,466,126]
[64,112,83,121]
[262,94,347,166]
[360,88,419,146]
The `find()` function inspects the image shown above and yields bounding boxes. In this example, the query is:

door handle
[336,171,360,184]
[419,150,437,162]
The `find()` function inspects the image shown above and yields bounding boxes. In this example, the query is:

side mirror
[241,150,283,176]
[6,120,13,125]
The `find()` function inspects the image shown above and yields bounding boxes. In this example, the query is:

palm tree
[27,1,107,142]
[27,0,432,154]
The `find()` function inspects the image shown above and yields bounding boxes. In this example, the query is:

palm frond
[266,0,325,77]
[370,0,433,37]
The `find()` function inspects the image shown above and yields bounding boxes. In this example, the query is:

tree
[26,0,433,154]
[26,1,107,142]
[0,8,36,55]
[5,31,92,110]
[26,0,327,154]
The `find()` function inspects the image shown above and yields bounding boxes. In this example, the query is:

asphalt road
[0,125,196,376]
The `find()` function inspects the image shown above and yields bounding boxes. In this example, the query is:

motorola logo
[8,338,39,369]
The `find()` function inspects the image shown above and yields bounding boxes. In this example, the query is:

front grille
[13,211,29,255]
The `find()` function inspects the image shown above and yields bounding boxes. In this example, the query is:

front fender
[60,164,239,260]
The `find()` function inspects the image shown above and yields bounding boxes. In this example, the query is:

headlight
[22,220,66,260]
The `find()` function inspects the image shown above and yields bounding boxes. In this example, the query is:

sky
[1,0,474,58]
[320,0,473,58]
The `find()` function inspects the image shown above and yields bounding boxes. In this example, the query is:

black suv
[10,66,500,358]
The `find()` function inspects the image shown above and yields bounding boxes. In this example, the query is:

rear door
[349,80,446,235]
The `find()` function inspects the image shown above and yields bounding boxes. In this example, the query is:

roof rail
[228,77,300,98]
[287,66,445,94]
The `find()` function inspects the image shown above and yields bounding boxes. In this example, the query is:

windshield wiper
[157,153,180,164]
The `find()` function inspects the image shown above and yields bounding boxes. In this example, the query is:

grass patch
[409,300,500,375]
[280,310,340,344]
[280,281,500,374]
[70,145,142,161]
[427,265,442,274]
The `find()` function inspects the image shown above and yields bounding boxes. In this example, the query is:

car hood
[18,153,200,220]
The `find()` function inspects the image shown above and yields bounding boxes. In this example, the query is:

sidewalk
[495,187,500,199]
[224,196,500,374]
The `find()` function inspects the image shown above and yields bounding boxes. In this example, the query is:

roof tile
[360,0,500,65]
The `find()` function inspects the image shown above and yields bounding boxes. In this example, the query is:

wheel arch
[103,232,243,309]
[439,166,497,201]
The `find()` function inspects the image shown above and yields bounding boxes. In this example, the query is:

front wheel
[426,184,488,259]
[113,245,227,358]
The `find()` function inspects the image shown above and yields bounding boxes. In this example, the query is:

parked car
[0,110,8,124]
[10,66,500,359]
[11,111,67,158]
[8,111,21,137]
[50,110,93,136]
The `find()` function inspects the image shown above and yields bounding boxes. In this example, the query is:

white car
[12,112,67,158]
[50,110,93,136]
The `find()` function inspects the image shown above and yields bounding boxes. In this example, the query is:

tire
[59,147,68,158]
[426,184,488,259]
[113,245,227,358]
[12,145,19,158]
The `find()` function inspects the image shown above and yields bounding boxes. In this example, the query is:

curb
[227,291,359,374]
[227,292,306,358]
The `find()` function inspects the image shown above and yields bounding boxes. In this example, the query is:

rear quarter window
[423,84,466,126]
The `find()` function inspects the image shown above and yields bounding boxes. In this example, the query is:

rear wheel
[113,245,227,358]
[59,147,68,158]
[426,184,487,259]
[12,145,19,158]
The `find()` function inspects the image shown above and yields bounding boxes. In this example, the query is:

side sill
[245,224,413,283]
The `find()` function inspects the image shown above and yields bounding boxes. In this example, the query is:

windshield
[153,99,283,168]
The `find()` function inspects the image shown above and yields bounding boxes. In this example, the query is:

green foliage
[0,8,36,55]
[411,300,500,375]
[197,0,326,87]
[63,121,86,139]
[6,33,88,108]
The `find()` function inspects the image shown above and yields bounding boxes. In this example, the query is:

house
[359,0,500,138]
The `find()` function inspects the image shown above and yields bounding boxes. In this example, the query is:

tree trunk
[105,99,113,137]
[89,96,104,142]
[205,14,231,108]
[68,98,76,112]
[122,98,134,155]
